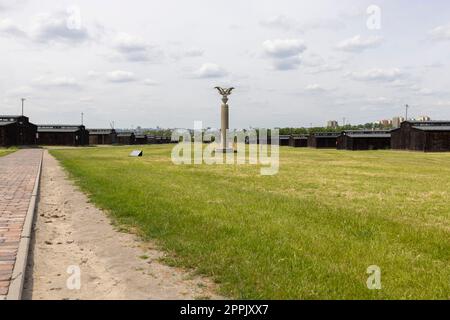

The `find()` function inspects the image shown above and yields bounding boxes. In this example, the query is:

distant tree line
[278,122,392,135]
[144,128,173,137]
[144,122,392,138]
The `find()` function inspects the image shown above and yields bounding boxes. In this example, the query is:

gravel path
[23,150,221,300]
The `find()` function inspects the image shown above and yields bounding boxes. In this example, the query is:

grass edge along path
[0,147,17,157]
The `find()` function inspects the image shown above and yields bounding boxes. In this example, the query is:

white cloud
[5,85,34,97]
[435,100,450,107]
[301,53,326,68]
[114,32,146,52]
[349,68,404,82]
[429,25,450,41]
[0,0,20,11]
[422,62,444,69]
[410,86,435,96]
[305,84,326,93]
[271,56,302,70]
[337,35,383,52]
[113,32,162,62]
[0,18,26,37]
[263,39,306,58]
[170,47,204,60]
[143,78,159,86]
[262,39,306,70]
[388,79,412,88]
[302,53,342,74]
[106,70,136,83]
[87,70,101,78]
[32,76,81,88]
[0,9,90,44]
[193,63,227,78]
[260,15,295,31]
[80,97,93,102]
[388,81,439,96]
[301,18,345,31]
[260,15,344,33]
[30,11,89,43]
[364,96,393,105]
[183,48,204,57]
[308,63,342,74]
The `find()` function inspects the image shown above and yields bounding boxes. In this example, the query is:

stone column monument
[214,87,234,153]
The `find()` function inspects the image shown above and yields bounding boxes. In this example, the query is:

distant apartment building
[392,116,405,128]
[327,120,338,129]
[416,115,431,121]
[378,119,392,127]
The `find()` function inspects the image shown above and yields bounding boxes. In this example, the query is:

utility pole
[21,98,26,116]
[81,112,84,126]
[405,104,409,120]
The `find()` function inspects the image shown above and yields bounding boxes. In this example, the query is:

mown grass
[50,145,450,299]
[0,147,17,157]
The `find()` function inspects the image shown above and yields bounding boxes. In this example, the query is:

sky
[0,0,449,129]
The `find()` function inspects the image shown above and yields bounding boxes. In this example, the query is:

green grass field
[0,148,16,157]
[50,145,450,299]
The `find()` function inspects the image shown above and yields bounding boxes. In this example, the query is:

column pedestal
[215,101,234,153]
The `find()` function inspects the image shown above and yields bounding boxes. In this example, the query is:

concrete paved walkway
[0,149,42,299]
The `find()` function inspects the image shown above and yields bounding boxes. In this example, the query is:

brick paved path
[0,149,42,299]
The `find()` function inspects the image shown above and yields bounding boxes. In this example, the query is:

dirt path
[23,150,221,300]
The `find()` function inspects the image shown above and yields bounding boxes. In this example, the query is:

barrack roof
[0,115,24,118]
[37,124,85,133]
[38,124,85,128]
[117,132,134,137]
[347,133,391,138]
[313,132,340,137]
[406,120,450,125]
[37,128,80,133]
[88,129,115,134]
[412,126,450,131]
[0,121,15,126]
[342,130,391,138]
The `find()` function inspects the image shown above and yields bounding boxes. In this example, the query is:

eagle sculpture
[214,87,234,97]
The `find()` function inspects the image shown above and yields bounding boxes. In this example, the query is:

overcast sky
[1,0,449,129]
